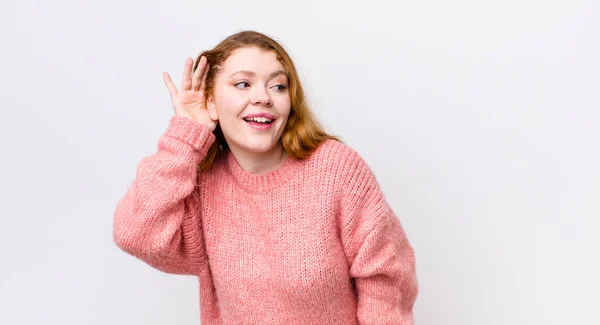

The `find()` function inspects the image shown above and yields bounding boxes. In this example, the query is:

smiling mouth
[243,117,274,124]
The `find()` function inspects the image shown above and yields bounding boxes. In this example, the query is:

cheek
[276,97,292,117]
[215,88,247,117]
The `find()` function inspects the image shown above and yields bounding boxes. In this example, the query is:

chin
[242,140,279,153]
[224,123,284,155]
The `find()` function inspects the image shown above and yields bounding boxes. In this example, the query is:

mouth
[242,114,276,130]
[242,112,276,125]
[243,116,275,124]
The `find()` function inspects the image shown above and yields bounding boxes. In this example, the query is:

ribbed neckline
[224,149,303,194]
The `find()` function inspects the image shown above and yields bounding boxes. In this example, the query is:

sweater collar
[224,149,302,193]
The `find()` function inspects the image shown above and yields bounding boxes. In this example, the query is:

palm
[163,56,217,131]
[174,90,206,113]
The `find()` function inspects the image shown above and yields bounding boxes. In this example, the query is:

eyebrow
[230,70,287,79]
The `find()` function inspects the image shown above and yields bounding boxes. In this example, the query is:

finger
[199,63,210,94]
[180,57,193,91]
[192,56,207,91]
[162,72,178,97]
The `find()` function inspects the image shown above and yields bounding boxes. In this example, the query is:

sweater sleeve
[338,150,418,325]
[113,115,215,275]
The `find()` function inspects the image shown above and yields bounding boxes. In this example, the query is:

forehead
[221,47,284,74]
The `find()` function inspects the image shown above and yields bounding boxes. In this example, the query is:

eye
[234,81,250,89]
[272,84,287,92]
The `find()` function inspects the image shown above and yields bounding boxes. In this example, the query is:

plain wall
[1,0,598,324]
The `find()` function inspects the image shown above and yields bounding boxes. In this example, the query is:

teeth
[246,117,272,123]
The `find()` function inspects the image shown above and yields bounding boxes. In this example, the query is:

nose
[250,86,272,107]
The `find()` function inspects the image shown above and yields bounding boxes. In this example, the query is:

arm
[338,150,418,324]
[113,115,215,275]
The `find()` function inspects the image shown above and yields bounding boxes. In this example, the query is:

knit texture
[113,115,418,324]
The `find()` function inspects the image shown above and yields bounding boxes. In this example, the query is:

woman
[113,30,418,324]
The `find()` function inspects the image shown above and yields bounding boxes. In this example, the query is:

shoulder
[309,139,364,164]
[307,139,376,186]
[310,140,389,223]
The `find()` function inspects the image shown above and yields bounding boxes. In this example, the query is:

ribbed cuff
[164,115,216,156]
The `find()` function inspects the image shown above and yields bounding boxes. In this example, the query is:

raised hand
[162,56,218,131]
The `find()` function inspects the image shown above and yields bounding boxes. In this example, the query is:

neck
[228,142,288,175]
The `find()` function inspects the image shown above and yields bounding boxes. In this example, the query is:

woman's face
[207,47,291,155]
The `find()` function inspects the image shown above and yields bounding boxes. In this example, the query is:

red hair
[194,30,339,171]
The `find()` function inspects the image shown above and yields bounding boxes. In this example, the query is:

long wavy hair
[193,30,339,171]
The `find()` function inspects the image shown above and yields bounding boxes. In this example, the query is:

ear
[207,95,218,121]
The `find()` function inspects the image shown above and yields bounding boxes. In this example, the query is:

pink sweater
[113,115,418,324]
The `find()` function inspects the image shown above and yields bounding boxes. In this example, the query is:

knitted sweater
[113,115,418,324]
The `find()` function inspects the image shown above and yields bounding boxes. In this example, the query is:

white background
[1,0,598,324]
